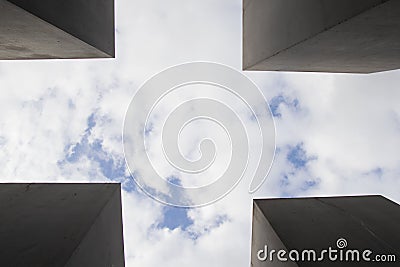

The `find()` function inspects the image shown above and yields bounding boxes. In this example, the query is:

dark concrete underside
[243,0,400,73]
[252,195,400,266]
[0,0,114,59]
[8,0,115,57]
[0,183,124,267]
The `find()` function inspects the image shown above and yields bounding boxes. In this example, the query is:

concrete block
[0,0,114,59]
[243,0,400,73]
[0,183,125,266]
[251,195,400,266]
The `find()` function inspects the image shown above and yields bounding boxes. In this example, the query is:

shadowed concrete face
[0,183,125,267]
[251,195,400,267]
[243,0,400,73]
[8,0,115,57]
[0,0,114,59]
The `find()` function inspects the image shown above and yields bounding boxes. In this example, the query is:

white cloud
[0,0,399,266]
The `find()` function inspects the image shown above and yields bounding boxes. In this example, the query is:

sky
[1,0,400,266]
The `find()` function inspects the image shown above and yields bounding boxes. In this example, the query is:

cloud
[0,0,400,266]
[253,71,400,201]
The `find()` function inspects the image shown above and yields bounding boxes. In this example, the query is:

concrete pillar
[0,0,114,59]
[0,183,125,266]
[243,0,400,73]
[251,195,400,266]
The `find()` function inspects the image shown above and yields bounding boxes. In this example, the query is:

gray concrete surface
[251,203,298,267]
[0,183,125,266]
[0,0,109,59]
[251,195,400,266]
[243,0,400,73]
[9,0,115,57]
[65,186,125,267]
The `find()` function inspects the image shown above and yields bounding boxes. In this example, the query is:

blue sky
[0,0,400,266]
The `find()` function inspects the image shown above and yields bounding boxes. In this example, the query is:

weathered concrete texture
[251,195,400,266]
[0,183,125,267]
[0,0,109,59]
[64,185,125,267]
[243,0,400,73]
[251,203,298,267]
[8,0,115,57]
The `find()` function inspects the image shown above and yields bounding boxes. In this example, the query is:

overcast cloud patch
[59,113,127,184]
[287,143,316,169]
[269,94,299,118]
